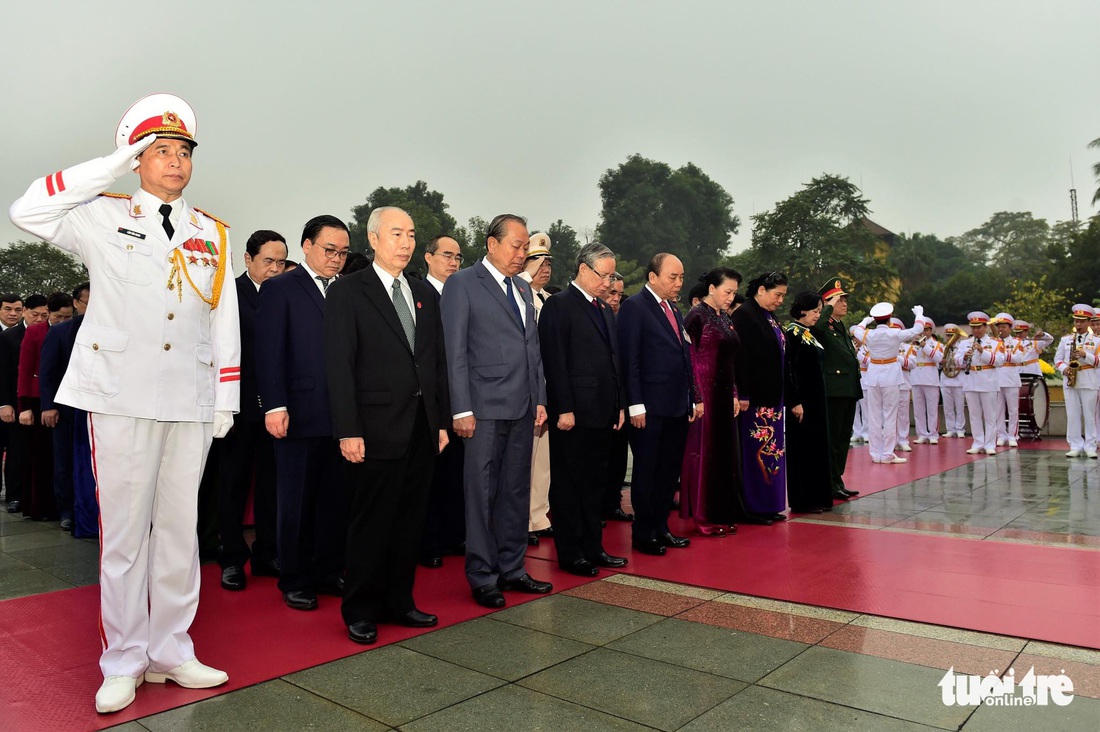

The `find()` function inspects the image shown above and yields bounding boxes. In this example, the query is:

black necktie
[504,277,524,329]
[593,297,610,339]
[159,204,174,240]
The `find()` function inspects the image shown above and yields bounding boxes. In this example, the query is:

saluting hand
[105,134,158,178]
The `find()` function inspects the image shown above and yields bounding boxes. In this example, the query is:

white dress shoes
[897,443,912,452]
[1088,450,1098,459]
[96,675,142,714]
[996,438,1006,447]
[913,438,928,445]
[1066,450,1081,458]
[985,448,997,455]
[928,437,939,445]
[966,447,982,455]
[145,659,229,689]
[1007,439,1018,447]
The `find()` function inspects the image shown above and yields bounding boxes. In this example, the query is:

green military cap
[818,277,848,299]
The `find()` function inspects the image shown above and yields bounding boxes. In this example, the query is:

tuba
[941,330,964,378]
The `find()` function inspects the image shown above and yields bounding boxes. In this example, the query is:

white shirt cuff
[453,411,474,420]
[628,404,646,417]
[265,407,287,414]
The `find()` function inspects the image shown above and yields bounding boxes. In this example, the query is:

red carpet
[842,439,982,496]
[0,562,595,732]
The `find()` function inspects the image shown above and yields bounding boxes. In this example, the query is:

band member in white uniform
[8,94,238,714]
[991,313,1024,447]
[851,303,923,464]
[1012,321,1053,377]
[850,326,869,443]
[893,317,915,452]
[909,317,944,444]
[939,324,967,438]
[1055,304,1100,458]
[955,312,1005,455]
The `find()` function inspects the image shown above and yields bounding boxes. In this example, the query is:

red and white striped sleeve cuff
[219,366,241,383]
[44,170,66,197]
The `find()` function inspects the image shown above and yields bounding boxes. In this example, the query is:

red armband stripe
[219,374,241,383]
[55,170,65,193]
[219,366,241,374]
[45,174,55,196]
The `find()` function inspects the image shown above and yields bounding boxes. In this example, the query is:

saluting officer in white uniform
[909,316,944,444]
[851,303,924,464]
[939,324,967,438]
[955,312,1005,455]
[8,94,239,714]
[991,313,1024,447]
[1055,304,1100,458]
[1012,321,1053,377]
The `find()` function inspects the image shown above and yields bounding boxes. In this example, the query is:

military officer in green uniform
[810,278,862,499]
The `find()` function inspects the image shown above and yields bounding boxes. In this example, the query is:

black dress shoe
[472,584,506,608]
[591,552,628,569]
[657,532,691,548]
[498,573,553,594]
[221,565,246,591]
[386,608,438,628]
[60,518,74,532]
[251,558,281,577]
[316,576,345,597]
[347,620,378,644]
[770,513,787,522]
[832,490,851,501]
[842,488,860,496]
[632,538,666,556]
[606,508,634,522]
[532,526,555,538]
[527,533,540,547]
[559,559,599,577]
[6,500,20,513]
[282,590,318,611]
[420,556,443,569]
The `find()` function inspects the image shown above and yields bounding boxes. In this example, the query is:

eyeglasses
[432,251,463,263]
[587,264,614,282]
[317,245,350,260]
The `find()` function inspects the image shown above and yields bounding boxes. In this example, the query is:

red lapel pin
[416,301,422,309]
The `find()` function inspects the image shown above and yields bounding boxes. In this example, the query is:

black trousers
[826,397,857,493]
[550,423,613,564]
[217,420,278,569]
[52,406,75,520]
[627,413,689,542]
[602,427,629,517]
[420,429,465,559]
[274,436,346,593]
[342,405,434,624]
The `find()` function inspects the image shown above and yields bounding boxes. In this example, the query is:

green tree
[729,174,896,313]
[348,181,463,261]
[613,260,647,296]
[0,240,88,296]
[953,211,1053,283]
[536,220,581,288]
[595,154,739,276]
[989,277,1073,358]
[1053,215,1100,305]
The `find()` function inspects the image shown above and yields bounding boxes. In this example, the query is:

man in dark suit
[419,235,466,568]
[1,294,48,513]
[255,215,348,611]
[325,207,449,644]
[539,243,629,577]
[811,277,862,500]
[441,214,551,609]
[601,277,633,522]
[617,254,700,556]
[218,230,288,591]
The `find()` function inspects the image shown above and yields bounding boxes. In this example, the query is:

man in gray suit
[441,213,551,608]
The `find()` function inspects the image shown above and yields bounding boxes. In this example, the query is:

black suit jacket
[617,289,697,417]
[0,323,27,408]
[255,266,333,438]
[39,315,83,412]
[235,273,263,423]
[729,298,795,407]
[538,285,625,428]
[324,266,449,459]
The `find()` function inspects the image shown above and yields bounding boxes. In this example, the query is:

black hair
[1,293,22,306]
[340,251,371,275]
[23,294,47,310]
[544,285,563,295]
[46,292,73,312]
[746,271,788,298]
[789,291,823,320]
[426,234,458,254]
[698,267,742,290]
[485,214,527,247]
[686,281,708,304]
[245,229,287,258]
[300,215,349,247]
[646,252,672,278]
[71,282,90,301]
[283,260,299,270]
[733,293,746,306]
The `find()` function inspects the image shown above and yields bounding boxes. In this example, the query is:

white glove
[911,305,924,318]
[859,317,873,328]
[212,411,234,439]
[104,135,158,179]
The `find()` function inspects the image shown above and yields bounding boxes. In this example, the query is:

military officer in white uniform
[910,316,944,444]
[891,317,915,452]
[851,303,924,464]
[991,313,1024,447]
[849,325,869,443]
[1012,321,1053,376]
[1055,304,1100,458]
[8,94,239,714]
[938,324,967,438]
[955,312,1005,455]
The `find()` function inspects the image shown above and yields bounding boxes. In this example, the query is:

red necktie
[661,301,681,342]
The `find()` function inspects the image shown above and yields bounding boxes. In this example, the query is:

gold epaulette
[193,206,230,228]
[99,192,132,200]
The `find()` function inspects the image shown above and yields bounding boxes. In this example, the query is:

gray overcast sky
[3,0,1098,265]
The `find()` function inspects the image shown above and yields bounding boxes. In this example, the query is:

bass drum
[1018,374,1049,439]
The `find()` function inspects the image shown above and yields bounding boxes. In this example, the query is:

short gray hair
[575,242,615,277]
[365,206,408,235]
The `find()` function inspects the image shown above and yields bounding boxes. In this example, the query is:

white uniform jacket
[954,336,1005,393]
[1018,332,1054,376]
[8,156,240,421]
[995,336,1024,388]
[909,339,943,388]
[1055,333,1100,391]
[851,321,923,388]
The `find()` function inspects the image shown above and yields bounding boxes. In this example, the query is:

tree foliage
[596,154,739,277]
[537,220,581,288]
[348,181,469,261]
[989,277,1073,356]
[953,211,1052,282]
[0,241,88,297]
[728,174,895,313]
